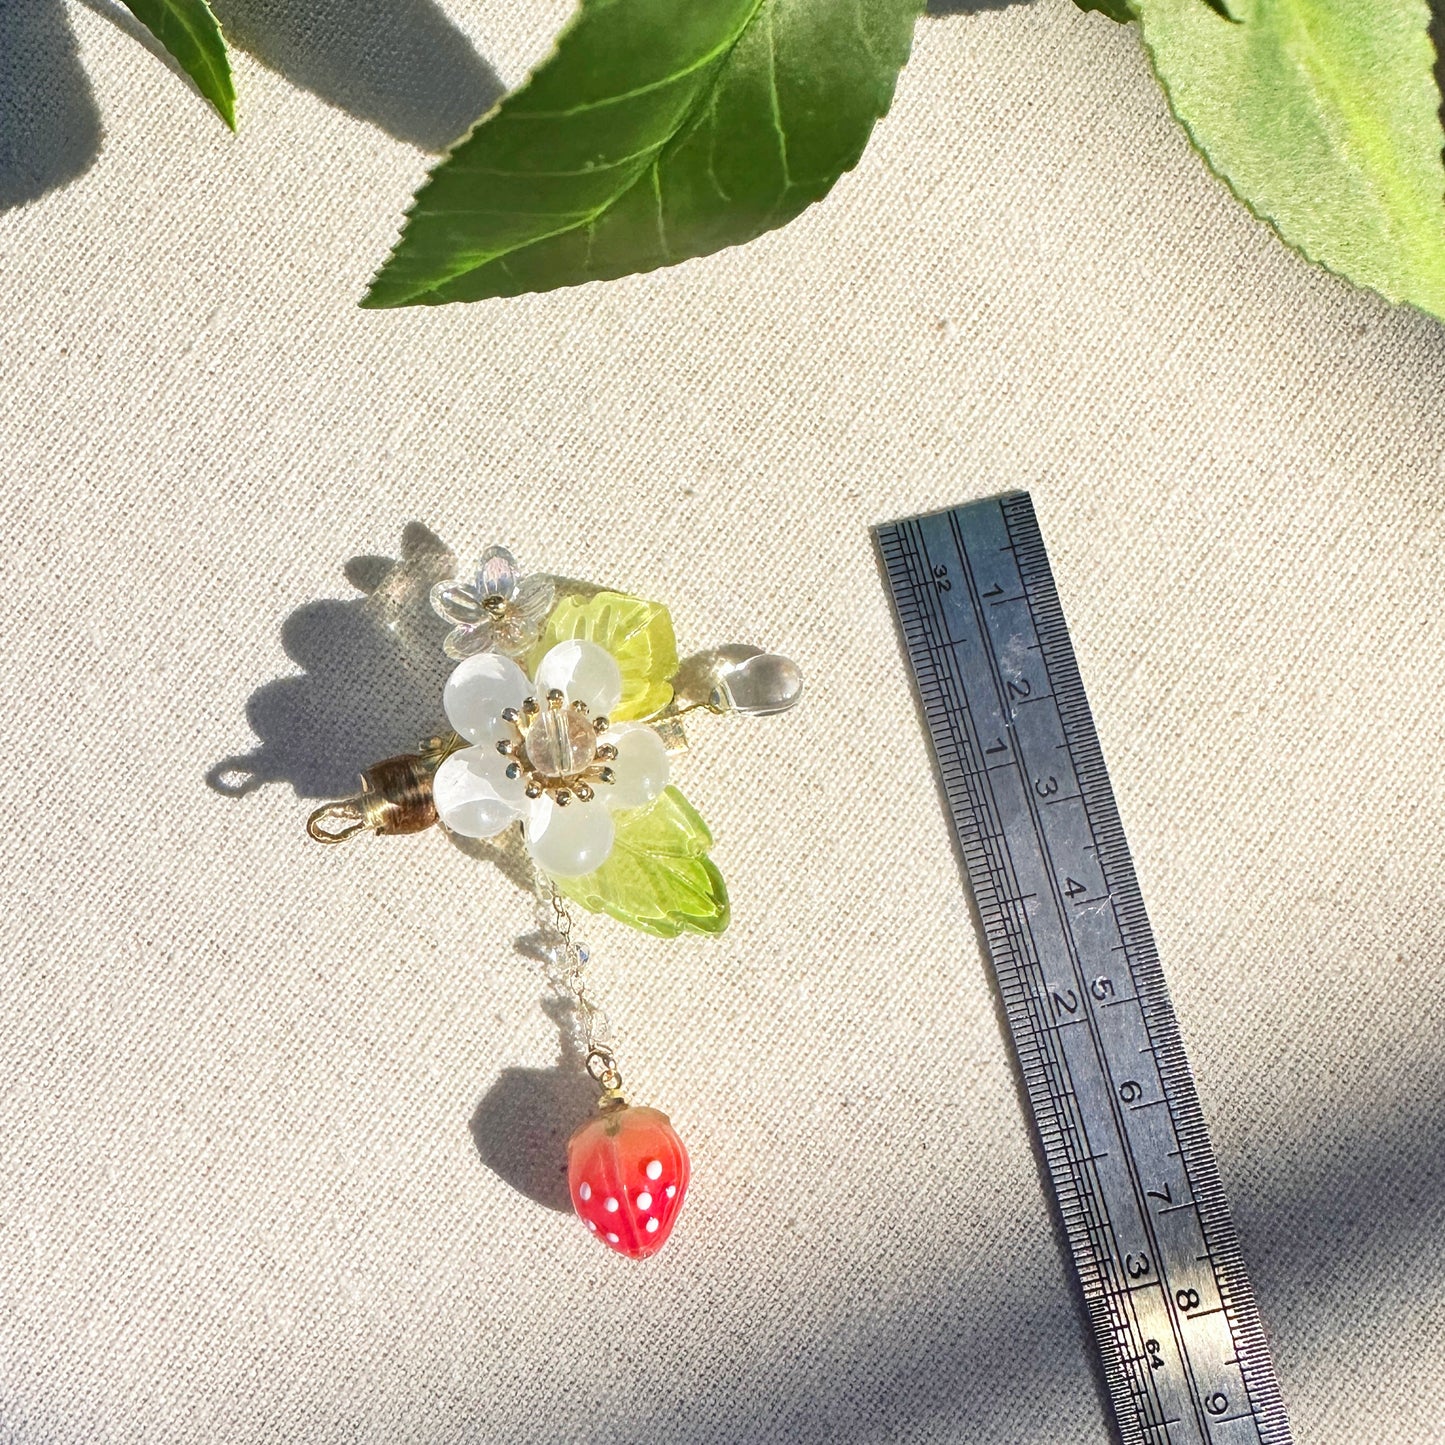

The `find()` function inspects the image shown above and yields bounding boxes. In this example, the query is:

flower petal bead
[512,574,556,626]
[603,726,670,811]
[475,545,521,603]
[527,795,615,877]
[444,653,530,744]
[439,623,501,662]
[429,582,487,627]
[534,639,622,717]
[433,746,527,838]
[488,614,545,662]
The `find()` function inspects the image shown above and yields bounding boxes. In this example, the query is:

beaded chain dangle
[307,546,802,1258]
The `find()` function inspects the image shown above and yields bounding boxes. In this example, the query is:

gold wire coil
[306,735,463,844]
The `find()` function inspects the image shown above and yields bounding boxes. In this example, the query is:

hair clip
[306,545,802,1257]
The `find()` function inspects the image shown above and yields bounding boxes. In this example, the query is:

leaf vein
[1283,5,1433,242]
[364,0,920,306]
[763,4,794,191]
[452,144,669,180]
[702,96,732,202]
[402,0,769,295]
[651,160,673,262]
[407,205,598,220]
[510,31,744,120]
[853,0,883,66]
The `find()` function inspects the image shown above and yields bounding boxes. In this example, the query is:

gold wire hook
[586,1048,626,1108]
[306,800,369,844]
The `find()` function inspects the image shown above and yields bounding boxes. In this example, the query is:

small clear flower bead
[429,545,555,661]
[431,642,672,877]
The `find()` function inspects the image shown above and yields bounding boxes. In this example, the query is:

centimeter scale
[875,494,1292,1445]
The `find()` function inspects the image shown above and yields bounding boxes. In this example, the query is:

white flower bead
[534,639,622,717]
[432,746,526,838]
[526,795,616,877]
[444,653,530,744]
[604,725,670,811]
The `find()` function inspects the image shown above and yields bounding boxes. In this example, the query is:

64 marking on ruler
[876,494,1292,1445]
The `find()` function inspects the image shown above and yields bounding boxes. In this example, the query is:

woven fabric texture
[1,2,1442,1441]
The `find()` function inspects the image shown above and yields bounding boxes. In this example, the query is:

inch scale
[876,494,1292,1445]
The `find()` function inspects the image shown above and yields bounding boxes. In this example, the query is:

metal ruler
[875,494,1292,1445]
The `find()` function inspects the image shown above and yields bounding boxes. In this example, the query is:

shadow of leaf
[0,0,102,214]
[210,0,503,150]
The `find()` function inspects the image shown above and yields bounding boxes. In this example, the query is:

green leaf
[556,787,729,937]
[120,0,235,128]
[533,591,678,722]
[1135,0,1445,317]
[1073,0,1135,21]
[362,0,923,307]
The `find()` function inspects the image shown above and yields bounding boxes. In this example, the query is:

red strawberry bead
[567,1103,690,1259]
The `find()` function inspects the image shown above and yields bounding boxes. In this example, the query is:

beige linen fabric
[2,1,1443,1440]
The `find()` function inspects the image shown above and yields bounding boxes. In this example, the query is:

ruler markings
[905,522,1140,1353]
[1004,495,1281,1442]
[905,515,1177,1438]
[875,495,1292,1445]
[891,522,1139,1373]
[1000,495,1291,1443]
[902,515,1160,1420]
[947,507,1200,1436]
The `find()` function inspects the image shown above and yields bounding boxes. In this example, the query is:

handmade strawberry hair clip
[307,546,802,1258]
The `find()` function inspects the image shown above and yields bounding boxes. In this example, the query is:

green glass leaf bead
[555,786,728,938]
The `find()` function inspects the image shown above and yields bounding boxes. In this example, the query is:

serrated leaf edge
[362,0,769,307]
[1135,0,1445,314]
[120,0,236,128]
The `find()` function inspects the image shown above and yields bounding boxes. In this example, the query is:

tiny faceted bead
[567,1104,690,1260]
[526,705,597,776]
